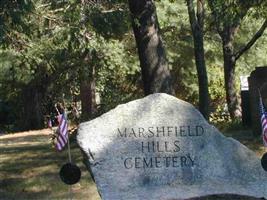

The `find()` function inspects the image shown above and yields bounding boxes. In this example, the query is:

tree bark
[19,70,48,130]
[221,28,241,119]
[80,58,97,122]
[20,86,44,130]
[186,0,210,120]
[79,1,97,122]
[128,0,174,95]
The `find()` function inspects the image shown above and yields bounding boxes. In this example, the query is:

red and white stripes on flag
[56,113,68,151]
[259,94,267,146]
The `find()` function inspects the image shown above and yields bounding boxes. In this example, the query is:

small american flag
[55,113,68,151]
[259,94,267,146]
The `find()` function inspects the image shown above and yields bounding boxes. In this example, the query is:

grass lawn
[0,129,100,200]
[0,128,265,200]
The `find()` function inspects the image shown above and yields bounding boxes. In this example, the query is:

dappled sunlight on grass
[0,129,100,200]
[22,164,59,177]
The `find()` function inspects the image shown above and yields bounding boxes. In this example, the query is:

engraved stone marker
[77,93,267,200]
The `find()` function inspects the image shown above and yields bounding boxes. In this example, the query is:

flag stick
[63,107,73,200]
[258,88,267,150]
[64,108,72,163]
[258,88,262,98]
[55,101,74,199]
[66,116,73,200]
[68,184,73,200]
[67,130,72,163]
[67,142,73,200]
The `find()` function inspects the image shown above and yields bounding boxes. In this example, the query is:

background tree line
[0,0,266,131]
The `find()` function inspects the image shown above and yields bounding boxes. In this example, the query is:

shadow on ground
[0,130,100,200]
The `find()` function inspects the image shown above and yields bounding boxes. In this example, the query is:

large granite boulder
[77,93,267,200]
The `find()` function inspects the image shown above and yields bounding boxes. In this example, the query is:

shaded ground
[223,129,266,157]
[0,128,265,200]
[0,129,101,200]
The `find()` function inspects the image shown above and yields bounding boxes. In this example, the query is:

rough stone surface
[77,93,267,200]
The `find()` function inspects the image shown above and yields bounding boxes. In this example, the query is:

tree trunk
[20,76,47,131]
[128,0,174,95]
[80,63,96,122]
[21,87,43,130]
[194,32,209,119]
[222,30,241,119]
[186,0,210,120]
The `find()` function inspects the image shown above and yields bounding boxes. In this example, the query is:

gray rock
[77,93,267,200]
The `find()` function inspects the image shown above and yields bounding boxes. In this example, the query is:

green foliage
[236,16,267,74]
[84,34,141,113]
[0,0,142,130]
[213,117,244,133]
[207,0,267,75]
[0,0,35,47]
[156,1,199,104]
[157,0,267,117]
[207,0,265,32]
[210,104,231,126]
[0,0,267,131]
[208,65,225,104]
[87,7,131,39]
